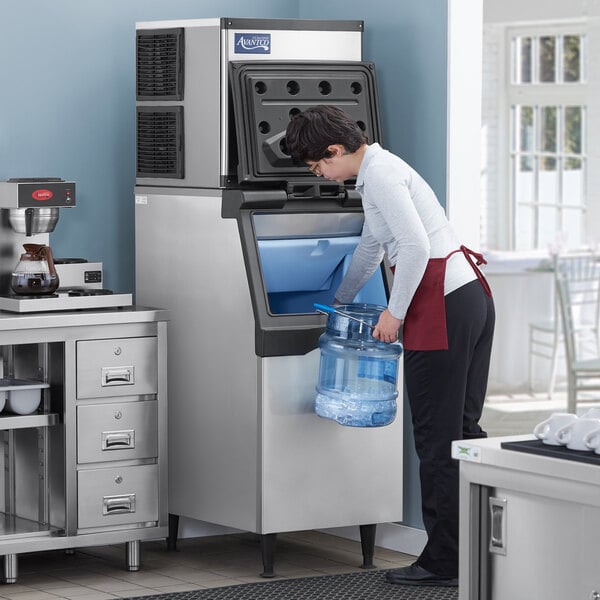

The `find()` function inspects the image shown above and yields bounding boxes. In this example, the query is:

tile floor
[0,531,416,600]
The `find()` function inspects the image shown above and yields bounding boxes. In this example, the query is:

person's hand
[373,309,402,343]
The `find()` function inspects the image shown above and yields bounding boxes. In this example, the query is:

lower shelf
[0,413,59,430]
[0,513,63,540]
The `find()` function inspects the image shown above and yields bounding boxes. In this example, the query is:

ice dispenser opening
[257,235,387,314]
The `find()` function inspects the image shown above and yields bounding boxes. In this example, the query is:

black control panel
[10,179,76,208]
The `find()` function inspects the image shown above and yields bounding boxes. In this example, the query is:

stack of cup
[533,408,600,453]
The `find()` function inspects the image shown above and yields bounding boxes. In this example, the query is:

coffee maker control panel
[0,178,76,208]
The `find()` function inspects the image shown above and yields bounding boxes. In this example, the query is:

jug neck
[22,244,57,276]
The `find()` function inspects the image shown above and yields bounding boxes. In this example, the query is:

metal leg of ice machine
[262,526,375,577]
[166,513,179,551]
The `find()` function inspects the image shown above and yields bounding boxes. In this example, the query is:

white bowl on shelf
[0,379,50,415]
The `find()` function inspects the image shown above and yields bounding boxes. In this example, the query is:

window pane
[517,36,532,83]
[539,159,558,203]
[518,106,534,152]
[515,205,534,251]
[563,35,581,82]
[562,209,584,247]
[514,155,535,203]
[564,106,582,154]
[541,107,557,153]
[539,36,556,82]
[538,205,558,248]
[563,158,584,206]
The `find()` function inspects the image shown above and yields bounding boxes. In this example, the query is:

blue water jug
[314,303,403,427]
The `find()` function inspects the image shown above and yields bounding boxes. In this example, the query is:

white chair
[528,254,561,398]
[555,253,600,413]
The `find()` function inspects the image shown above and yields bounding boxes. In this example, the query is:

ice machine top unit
[135,17,366,189]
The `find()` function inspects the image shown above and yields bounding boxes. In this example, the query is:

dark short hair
[285,105,367,163]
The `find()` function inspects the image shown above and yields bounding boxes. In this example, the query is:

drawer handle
[103,493,136,515]
[102,366,134,386]
[489,497,507,555]
[102,430,135,450]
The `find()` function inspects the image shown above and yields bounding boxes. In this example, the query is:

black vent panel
[137,107,184,178]
[136,28,184,100]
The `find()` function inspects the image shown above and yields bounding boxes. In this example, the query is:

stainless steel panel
[77,401,158,463]
[224,27,362,61]
[77,464,158,529]
[135,190,259,531]
[55,262,103,289]
[253,212,364,239]
[260,352,403,533]
[488,488,589,599]
[0,292,133,313]
[76,337,157,399]
[136,24,222,189]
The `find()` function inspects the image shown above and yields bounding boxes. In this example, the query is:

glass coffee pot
[11,244,59,295]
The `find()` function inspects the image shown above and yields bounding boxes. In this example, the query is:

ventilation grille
[136,28,184,100]
[137,107,184,178]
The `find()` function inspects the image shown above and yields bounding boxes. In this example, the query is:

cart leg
[3,554,17,584]
[167,513,179,551]
[126,540,140,571]
[260,533,277,578]
[359,524,377,569]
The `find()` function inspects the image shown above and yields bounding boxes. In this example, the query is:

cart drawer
[78,464,158,528]
[77,337,157,398]
[77,400,158,463]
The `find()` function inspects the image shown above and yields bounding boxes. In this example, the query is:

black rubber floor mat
[123,571,458,600]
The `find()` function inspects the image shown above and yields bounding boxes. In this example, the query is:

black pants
[404,279,495,577]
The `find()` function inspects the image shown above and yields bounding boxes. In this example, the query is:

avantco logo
[32,189,53,201]
[234,32,271,54]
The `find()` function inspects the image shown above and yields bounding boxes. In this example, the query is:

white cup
[583,427,600,454]
[556,417,600,451]
[581,407,600,419]
[533,413,578,445]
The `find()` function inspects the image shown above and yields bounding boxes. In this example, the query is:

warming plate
[0,292,133,313]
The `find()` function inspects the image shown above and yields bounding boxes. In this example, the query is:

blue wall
[1,0,449,531]
[0,0,296,293]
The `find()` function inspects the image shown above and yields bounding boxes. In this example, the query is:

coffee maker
[0,178,132,312]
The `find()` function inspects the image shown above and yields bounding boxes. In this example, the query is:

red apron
[400,245,492,351]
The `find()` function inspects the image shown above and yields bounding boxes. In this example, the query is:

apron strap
[447,245,492,296]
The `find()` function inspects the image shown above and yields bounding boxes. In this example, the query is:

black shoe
[386,563,458,587]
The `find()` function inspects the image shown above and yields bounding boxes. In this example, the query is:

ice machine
[134,17,403,576]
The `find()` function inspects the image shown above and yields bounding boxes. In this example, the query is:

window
[508,27,587,251]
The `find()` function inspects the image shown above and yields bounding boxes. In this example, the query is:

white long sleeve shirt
[335,143,476,319]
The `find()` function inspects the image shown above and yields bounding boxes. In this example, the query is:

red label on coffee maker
[32,189,53,201]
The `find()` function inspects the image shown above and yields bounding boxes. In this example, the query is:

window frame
[503,22,588,251]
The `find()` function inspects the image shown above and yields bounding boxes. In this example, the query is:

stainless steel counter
[453,435,600,600]
[0,305,169,583]
[453,434,600,488]
[0,306,169,331]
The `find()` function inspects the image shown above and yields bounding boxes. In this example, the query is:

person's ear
[327,144,345,157]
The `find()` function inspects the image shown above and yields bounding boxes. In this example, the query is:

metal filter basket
[8,208,60,235]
